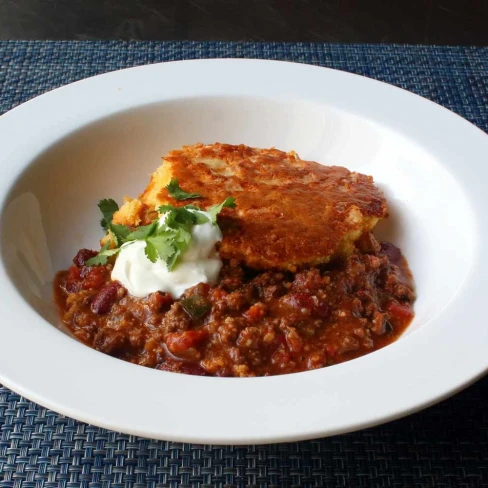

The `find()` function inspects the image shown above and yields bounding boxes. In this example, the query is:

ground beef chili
[54,238,415,377]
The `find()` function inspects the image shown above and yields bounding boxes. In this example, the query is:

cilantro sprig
[84,241,120,266]
[85,196,236,269]
[165,179,202,200]
[98,199,119,231]
[207,197,235,224]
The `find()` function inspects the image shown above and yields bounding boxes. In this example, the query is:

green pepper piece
[181,295,211,320]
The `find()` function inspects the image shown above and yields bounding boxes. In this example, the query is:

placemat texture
[0,41,487,488]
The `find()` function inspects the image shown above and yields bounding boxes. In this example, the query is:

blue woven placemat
[1,41,487,488]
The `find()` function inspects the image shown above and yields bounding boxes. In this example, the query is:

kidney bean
[91,281,122,314]
[73,249,98,267]
[380,242,402,265]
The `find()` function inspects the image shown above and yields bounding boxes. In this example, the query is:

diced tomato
[165,330,208,355]
[244,303,267,323]
[66,265,81,291]
[386,301,414,325]
[82,266,108,290]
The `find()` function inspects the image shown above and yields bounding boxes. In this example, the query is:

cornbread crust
[113,143,387,270]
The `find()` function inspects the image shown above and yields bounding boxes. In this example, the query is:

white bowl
[0,59,487,444]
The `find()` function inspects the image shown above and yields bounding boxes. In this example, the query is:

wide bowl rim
[0,58,487,444]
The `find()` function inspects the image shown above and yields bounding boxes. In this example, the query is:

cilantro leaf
[160,205,193,229]
[165,248,182,271]
[166,179,203,200]
[153,199,234,268]
[158,204,173,213]
[159,204,209,229]
[109,223,131,247]
[166,228,192,270]
[125,220,158,241]
[147,235,175,262]
[95,240,110,254]
[98,199,119,231]
[193,212,209,225]
[207,197,236,224]
[85,242,120,266]
[174,227,192,245]
[144,240,159,263]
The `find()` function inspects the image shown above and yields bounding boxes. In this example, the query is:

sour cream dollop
[111,213,223,298]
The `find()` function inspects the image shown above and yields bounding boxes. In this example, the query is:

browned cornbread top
[122,143,387,270]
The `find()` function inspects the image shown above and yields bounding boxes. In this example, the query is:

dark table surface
[1,0,488,44]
